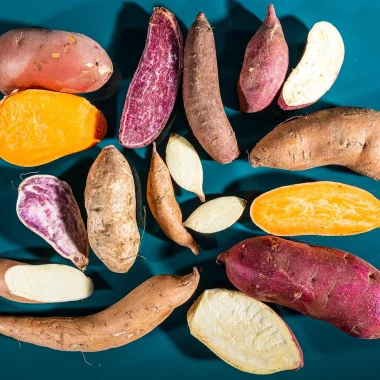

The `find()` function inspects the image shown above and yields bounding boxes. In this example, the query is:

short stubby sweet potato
[17,175,89,270]
[119,8,183,148]
[85,146,140,273]
[250,181,380,236]
[250,107,380,181]
[183,13,239,164]
[0,268,199,351]
[0,28,113,95]
[238,4,288,113]
[218,236,380,339]
[0,89,107,167]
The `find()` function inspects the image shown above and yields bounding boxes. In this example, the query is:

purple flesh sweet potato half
[16,175,89,270]
[119,7,183,148]
[217,235,380,339]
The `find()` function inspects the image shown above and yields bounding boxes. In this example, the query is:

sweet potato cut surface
[218,236,380,338]
[0,89,106,167]
[119,7,183,148]
[251,182,380,236]
[188,289,303,374]
[0,268,199,351]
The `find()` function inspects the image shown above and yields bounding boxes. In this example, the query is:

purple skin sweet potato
[17,175,89,270]
[119,7,183,148]
[217,236,380,339]
[238,4,288,113]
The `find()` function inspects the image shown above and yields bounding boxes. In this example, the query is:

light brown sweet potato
[0,268,199,351]
[183,13,239,164]
[147,143,199,254]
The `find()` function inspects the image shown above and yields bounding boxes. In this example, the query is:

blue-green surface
[0,0,378,378]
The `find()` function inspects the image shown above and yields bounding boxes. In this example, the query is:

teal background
[0,0,378,378]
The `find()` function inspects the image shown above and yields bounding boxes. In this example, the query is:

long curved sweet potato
[0,268,199,351]
[250,181,380,236]
[218,236,380,339]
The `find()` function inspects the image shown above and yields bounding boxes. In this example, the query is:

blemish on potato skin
[52,53,61,59]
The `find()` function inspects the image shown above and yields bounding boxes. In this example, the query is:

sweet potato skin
[85,146,140,273]
[218,236,380,339]
[0,268,200,351]
[250,107,380,180]
[0,28,113,95]
[238,4,288,113]
[183,13,239,164]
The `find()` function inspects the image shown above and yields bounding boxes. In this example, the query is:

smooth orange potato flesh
[251,182,380,236]
[0,89,107,167]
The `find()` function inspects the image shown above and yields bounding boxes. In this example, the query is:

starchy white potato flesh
[280,21,344,108]
[184,196,246,233]
[166,134,205,202]
[187,289,303,374]
[5,264,94,303]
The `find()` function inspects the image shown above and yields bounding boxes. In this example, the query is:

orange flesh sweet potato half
[0,89,107,167]
[251,181,380,236]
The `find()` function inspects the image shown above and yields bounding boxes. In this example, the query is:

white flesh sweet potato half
[16,175,89,270]
[188,289,303,374]
[0,268,199,352]
[119,7,183,148]
[279,21,344,110]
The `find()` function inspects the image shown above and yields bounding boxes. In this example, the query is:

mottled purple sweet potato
[238,4,288,113]
[119,7,183,148]
[217,236,380,339]
[17,175,89,270]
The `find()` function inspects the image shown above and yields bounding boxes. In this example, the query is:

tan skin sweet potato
[147,143,199,254]
[0,28,113,95]
[183,13,239,164]
[0,268,200,351]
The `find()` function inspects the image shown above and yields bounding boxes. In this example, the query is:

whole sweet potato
[250,107,380,180]
[0,28,113,95]
[218,236,380,338]
[85,146,140,273]
[0,268,199,351]
[183,13,239,164]
[238,4,288,113]
[119,7,183,148]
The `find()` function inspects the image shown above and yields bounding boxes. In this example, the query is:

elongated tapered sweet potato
[250,107,380,180]
[119,7,183,148]
[0,268,199,351]
[238,4,288,113]
[17,175,89,270]
[183,13,239,164]
[250,181,380,236]
[147,143,199,254]
[218,236,380,339]
[0,89,106,167]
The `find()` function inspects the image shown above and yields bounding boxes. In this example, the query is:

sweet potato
[0,268,199,351]
[17,175,89,270]
[0,89,106,167]
[183,13,239,164]
[0,259,93,303]
[188,289,303,374]
[238,4,288,113]
[278,22,344,110]
[218,236,380,339]
[250,107,380,180]
[147,143,199,254]
[250,181,380,236]
[119,7,183,148]
[0,28,113,95]
[85,146,140,273]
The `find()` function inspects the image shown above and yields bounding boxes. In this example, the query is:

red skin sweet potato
[238,4,288,113]
[217,236,380,339]
[0,29,113,95]
[119,7,183,148]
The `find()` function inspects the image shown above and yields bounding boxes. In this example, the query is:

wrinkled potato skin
[0,29,113,95]
[85,146,140,273]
